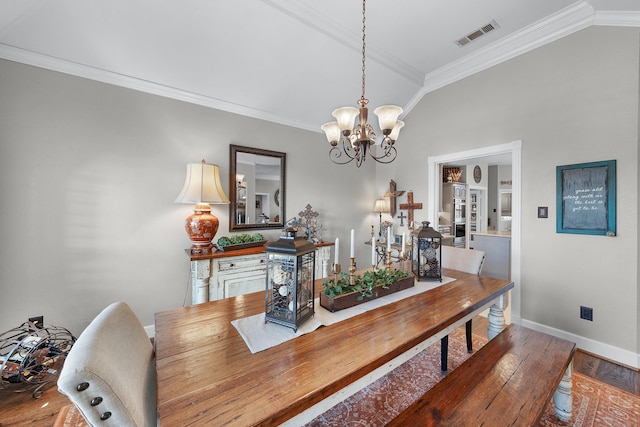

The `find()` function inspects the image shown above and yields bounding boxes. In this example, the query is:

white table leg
[487,294,508,339]
[553,362,573,422]
[487,305,505,339]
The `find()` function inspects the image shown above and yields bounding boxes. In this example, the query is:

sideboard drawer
[214,254,266,272]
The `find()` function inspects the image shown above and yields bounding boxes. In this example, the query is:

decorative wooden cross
[387,179,405,217]
[397,211,407,226]
[399,191,423,227]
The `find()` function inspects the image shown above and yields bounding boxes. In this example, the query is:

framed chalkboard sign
[556,160,616,235]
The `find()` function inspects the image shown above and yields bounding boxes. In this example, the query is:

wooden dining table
[154,268,513,426]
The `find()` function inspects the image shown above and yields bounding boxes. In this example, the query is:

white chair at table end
[57,302,157,427]
[441,245,485,275]
[440,245,486,373]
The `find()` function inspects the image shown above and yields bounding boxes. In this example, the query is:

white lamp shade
[175,161,230,204]
[373,198,389,213]
[388,120,405,141]
[321,122,341,143]
[373,105,403,132]
[332,107,359,132]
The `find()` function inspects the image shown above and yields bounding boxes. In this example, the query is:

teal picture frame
[556,160,616,235]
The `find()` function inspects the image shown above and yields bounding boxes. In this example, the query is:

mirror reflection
[498,190,512,232]
[230,145,286,231]
[500,191,512,217]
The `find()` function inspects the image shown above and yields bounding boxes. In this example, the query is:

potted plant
[320,268,413,312]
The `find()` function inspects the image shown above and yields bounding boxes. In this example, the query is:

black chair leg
[466,319,473,353]
[440,335,448,374]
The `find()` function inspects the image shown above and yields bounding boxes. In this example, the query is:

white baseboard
[520,319,639,369]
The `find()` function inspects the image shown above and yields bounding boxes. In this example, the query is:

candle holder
[398,250,408,271]
[386,250,393,270]
[332,262,341,285]
[370,225,377,270]
[265,230,316,332]
[349,257,357,285]
[410,221,442,281]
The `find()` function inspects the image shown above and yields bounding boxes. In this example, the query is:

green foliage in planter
[217,233,264,246]
[322,269,411,301]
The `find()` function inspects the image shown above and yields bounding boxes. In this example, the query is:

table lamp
[175,160,230,254]
[373,197,390,240]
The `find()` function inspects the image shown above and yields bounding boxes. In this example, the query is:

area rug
[306,328,640,427]
[538,372,640,427]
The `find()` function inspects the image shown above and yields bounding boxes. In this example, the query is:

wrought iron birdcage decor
[410,221,442,281]
[265,229,316,331]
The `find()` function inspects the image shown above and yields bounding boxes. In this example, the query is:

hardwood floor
[0,381,71,427]
[573,349,640,395]
[472,316,639,396]
[1,317,637,427]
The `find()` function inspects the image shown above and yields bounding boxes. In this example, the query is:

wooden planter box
[320,275,415,312]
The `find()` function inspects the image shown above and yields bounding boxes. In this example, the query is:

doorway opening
[427,140,521,322]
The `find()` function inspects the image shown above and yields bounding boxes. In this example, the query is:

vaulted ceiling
[1,0,638,134]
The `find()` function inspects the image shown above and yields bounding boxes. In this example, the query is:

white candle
[334,238,339,264]
[387,227,392,251]
[350,229,355,258]
[402,232,406,249]
[371,238,376,266]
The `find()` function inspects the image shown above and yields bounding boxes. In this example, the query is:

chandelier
[321,0,404,167]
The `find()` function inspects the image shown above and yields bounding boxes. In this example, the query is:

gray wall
[0,59,379,334]
[378,26,639,359]
[0,25,638,365]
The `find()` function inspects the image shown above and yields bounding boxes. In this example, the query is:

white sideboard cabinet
[187,242,333,305]
[210,252,266,300]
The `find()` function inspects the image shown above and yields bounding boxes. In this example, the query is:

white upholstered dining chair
[440,245,485,373]
[57,302,157,427]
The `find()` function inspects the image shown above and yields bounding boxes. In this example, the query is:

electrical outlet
[29,315,44,328]
[580,306,593,321]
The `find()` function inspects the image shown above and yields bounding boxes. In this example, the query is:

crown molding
[404,2,597,114]
[1,1,636,132]
[259,0,424,85]
[594,10,640,26]
[0,44,320,132]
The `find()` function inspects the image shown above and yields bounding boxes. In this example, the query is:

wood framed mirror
[229,145,286,231]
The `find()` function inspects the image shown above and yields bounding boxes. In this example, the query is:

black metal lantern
[410,221,442,281]
[265,229,316,331]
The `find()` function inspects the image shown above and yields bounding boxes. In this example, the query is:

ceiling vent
[455,20,499,47]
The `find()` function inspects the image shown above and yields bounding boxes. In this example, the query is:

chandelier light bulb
[321,122,341,145]
[332,107,359,134]
[373,105,403,134]
[388,120,405,142]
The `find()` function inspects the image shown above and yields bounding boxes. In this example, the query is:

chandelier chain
[361,0,367,102]
[321,0,403,167]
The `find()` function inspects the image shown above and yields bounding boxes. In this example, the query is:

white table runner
[232,276,455,354]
